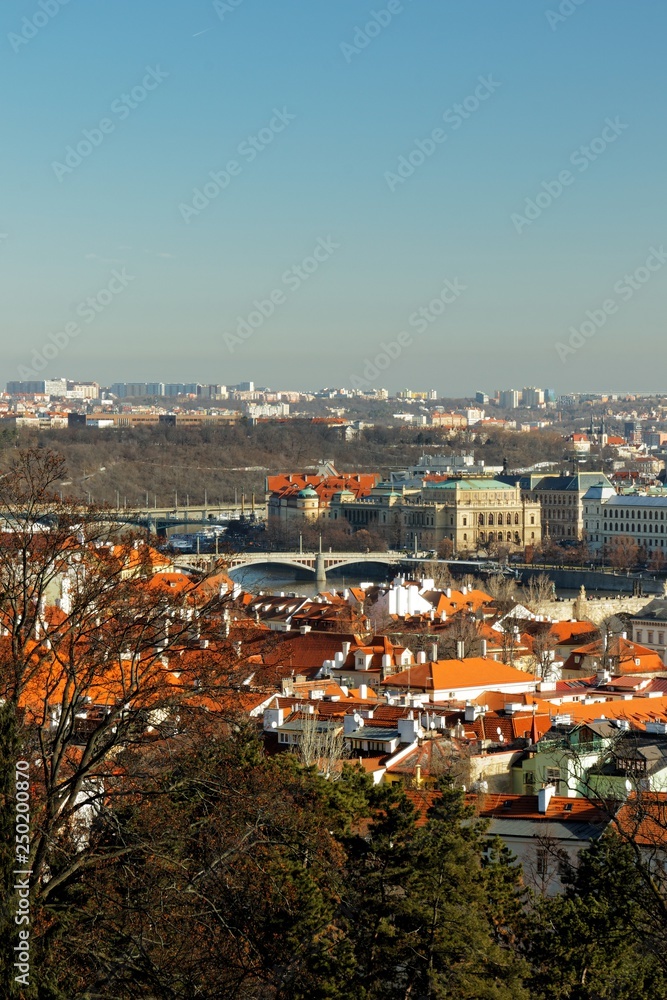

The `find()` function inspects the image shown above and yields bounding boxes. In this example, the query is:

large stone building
[267,470,380,524]
[503,472,614,541]
[328,478,541,553]
[583,484,667,557]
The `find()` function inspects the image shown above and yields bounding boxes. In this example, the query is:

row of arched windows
[479,513,520,526]
[479,531,522,544]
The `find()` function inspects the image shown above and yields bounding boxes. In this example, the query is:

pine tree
[527,833,667,999]
[343,779,530,999]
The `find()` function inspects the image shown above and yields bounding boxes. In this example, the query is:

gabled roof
[386,737,454,775]
[564,635,665,675]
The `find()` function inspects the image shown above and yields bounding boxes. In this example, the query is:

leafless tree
[298,712,348,779]
[522,574,556,616]
[0,450,235,921]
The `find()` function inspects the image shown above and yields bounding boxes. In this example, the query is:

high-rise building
[43,378,68,397]
[624,420,642,446]
[499,389,520,409]
[7,381,47,395]
[522,387,545,408]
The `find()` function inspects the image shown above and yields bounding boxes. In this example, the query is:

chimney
[446,588,452,598]
[415,764,422,788]
[456,640,465,659]
[480,638,487,657]
[398,716,420,743]
[538,784,556,814]
[344,713,358,735]
[359,683,368,700]
[263,707,284,731]
[341,641,351,659]
[417,650,427,663]
[430,642,438,662]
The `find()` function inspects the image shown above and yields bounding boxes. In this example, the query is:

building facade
[328,478,541,553]
[583,485,667,557]
[527,472,614,541]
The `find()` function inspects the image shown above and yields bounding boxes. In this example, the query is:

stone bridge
[176,550,404,585]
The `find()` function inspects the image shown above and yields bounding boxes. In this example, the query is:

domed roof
[297,487,319,498]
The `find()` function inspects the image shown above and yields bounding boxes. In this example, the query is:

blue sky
[1,0,666,394]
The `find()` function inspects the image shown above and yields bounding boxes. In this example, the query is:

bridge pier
[315,553,326,588]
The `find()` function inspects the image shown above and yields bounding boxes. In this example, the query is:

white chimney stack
[538,784,556,814]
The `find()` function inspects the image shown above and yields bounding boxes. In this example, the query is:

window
[524,771,535,786]
[536,848,548,877]
[648,631,654,644]
[515,513,519,524]
[479,514,485,525]
[545,767,561,791]
[636,630,643,643]
[488,514,494,526]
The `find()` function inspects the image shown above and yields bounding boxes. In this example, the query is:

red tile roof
[382,658,536,693]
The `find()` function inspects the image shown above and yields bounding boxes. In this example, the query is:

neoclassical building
[328,478,541,553]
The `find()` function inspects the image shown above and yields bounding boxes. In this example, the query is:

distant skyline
[2,1,666,392]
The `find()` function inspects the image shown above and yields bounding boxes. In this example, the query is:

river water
[228,564,604,601]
